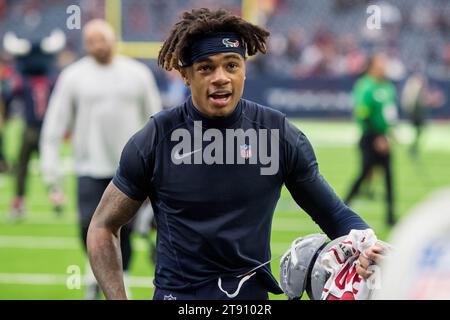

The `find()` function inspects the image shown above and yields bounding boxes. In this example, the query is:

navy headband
[181,32,246,67]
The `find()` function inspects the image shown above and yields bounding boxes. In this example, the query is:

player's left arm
[87,182,142,300]
[283,119,370,239]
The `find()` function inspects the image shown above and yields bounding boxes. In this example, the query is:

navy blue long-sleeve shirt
[113,97,369,293]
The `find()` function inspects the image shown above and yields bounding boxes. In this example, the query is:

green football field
[0,118,449,300]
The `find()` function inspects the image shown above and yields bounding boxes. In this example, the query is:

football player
[87,8,377,300]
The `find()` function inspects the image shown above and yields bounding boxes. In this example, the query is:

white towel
[321,229,378,300]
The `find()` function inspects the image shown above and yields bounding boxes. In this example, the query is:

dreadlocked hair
[158,8,270,71]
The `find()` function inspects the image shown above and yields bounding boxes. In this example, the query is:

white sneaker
[85,282,101,300]
[9,197,26,221]
[84,261,101,300]
[124,272,132,300]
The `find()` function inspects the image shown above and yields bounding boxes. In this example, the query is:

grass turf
[0,118,449,299]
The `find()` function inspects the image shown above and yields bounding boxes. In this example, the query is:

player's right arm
[87,182,142,300]
[88,118,156,299]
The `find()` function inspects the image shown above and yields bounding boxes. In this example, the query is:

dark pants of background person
[0,103,5,163]
[77,176,133,271]
[410,116,424,157]
[0,133,6,164]
[16,126,41,197]
[345,133,394,225]
[0,101,10,171]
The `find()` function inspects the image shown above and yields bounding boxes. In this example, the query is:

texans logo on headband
[181,32,245,66]
[222,38,240,48]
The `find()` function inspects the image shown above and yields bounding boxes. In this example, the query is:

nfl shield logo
[240,144,252,159]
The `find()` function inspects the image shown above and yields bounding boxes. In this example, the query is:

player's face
[370,54,387,80]
[183,53,246,117]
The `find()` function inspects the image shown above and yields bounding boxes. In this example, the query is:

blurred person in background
[0,56,9,173]
[2,30,66,219]
[0,92,4,172]
[401,69,444,158]
[345,53,398,226]
[0,53,14,173]
[160,69,188,109]
[335,34,366,76]
[55,48,78,70]
[39,19,162,299]
[300,29,341,78]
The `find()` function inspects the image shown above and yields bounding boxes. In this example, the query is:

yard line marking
[0,236,151,251]
[0,273,154,288]
[0,236,79,249]
[1,215,76,225]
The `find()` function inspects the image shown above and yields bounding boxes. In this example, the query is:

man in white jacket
[40,19,162,299]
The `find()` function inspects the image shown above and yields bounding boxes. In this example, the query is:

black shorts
[153,276,269,300]
[77,176,111,228]
[359,133,390,167]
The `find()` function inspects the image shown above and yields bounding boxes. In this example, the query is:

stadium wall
[242,76,450,119]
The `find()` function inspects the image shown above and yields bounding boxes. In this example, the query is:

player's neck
[368,72,384,82]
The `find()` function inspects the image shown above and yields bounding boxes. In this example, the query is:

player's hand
[374,135,390,155]
[356,241,391,279]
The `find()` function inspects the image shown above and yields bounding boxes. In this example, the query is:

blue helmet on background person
[3,29,66,76]
[2,29,66,126]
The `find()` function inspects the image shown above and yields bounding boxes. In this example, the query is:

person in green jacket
[345,53,398,226]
